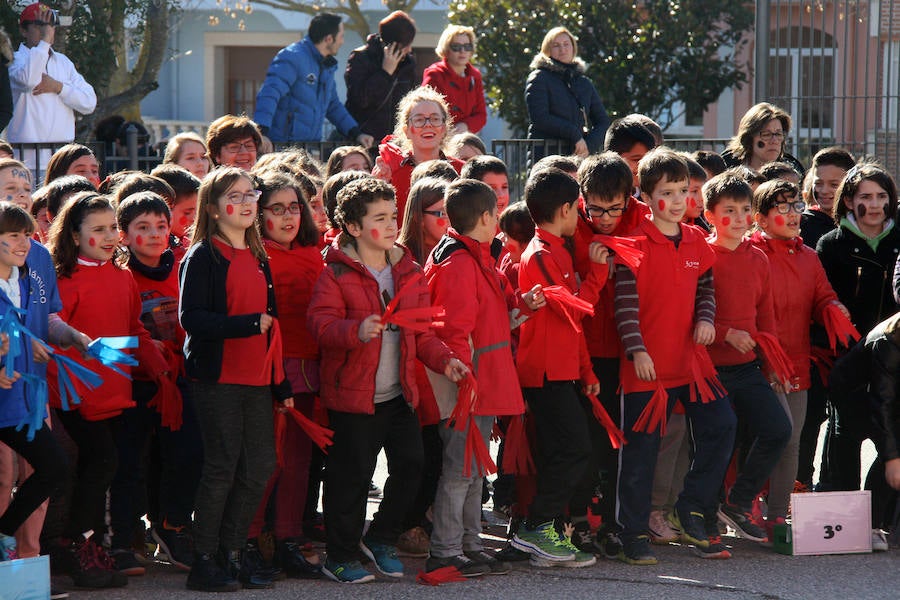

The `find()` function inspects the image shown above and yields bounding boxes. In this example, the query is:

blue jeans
[616,384,736,541]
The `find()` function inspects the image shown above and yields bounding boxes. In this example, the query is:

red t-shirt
[263,239,323,359]
[214,238,269,386]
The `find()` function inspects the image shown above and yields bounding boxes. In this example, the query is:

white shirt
[7,41,96,143]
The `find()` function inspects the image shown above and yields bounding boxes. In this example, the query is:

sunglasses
[449,43,474,53]
[423,210,447,218]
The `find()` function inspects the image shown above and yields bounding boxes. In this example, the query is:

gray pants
[192,383,276,554]
[430,415,494,558]
[767,390,806,519]
[651,412,692,512]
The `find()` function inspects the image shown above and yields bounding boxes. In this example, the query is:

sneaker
[598,530,623,560]
[717,502,768,543]
[368,480,383,497]
[511,522,576,562]
[359,537,404,577]
[152,520,194,571]
[648,510,679,544]
[669,508,710,548]
[872,529,889,552]
[463,550,512,575]
[494,541,531,562]
[109,548,146,576]
[425,554,490,577]
[617,535,658,565]
[529,535,597,569]
[243,539,282,584]
[322,559,375,584]
[186,552,240,592]
[396,526,430,557]
[67,537,129,588]
[278,538,322,579]
[570,524,602,554]
[695,514,731,559]
[0,533,17,561]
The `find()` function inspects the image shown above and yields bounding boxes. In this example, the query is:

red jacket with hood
[421,60,487,134]
[378,140,464,226]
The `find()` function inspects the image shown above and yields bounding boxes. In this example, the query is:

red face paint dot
[226,204,235,215]
[720,216,731,226]
[689,198,697,208]
[136,235,143,246]
[746,214,753,226]
[88,237,96,247]
[658,199,666,211]
[436,218,448,228]
[179,215,189,226]
[266,219,274,230]
[774,215,785,226]
[370,228,380,240]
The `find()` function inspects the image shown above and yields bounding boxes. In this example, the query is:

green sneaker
[511,522,576,562]
[669,508,710,549]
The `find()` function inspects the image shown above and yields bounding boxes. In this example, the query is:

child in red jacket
[748,179,847,536]
[307,178,467,584]
[509,167,607,567]
[613,148,736,565]
[424,178,541,576]
[702,173,791,549]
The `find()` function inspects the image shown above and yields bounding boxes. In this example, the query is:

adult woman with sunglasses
[525,27,610,157]
[422,25,487,136]
[372,87,464,225]
[723,102,805,178]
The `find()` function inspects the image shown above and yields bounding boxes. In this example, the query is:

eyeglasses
[758,130,785,142]
[223,190,262,205]
[262,202,302,216]
[409,115,447,128]
[423,210,446,218]
[222,140,257,154]
[586,205,626,218]
[449,43,474,53]
[774,200,806,214]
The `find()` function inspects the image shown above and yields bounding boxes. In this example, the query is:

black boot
[186,553,239,593]
[244,538,283,582]
[277,538,323,579]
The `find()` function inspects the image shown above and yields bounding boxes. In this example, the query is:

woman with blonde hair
[422,24,487,135]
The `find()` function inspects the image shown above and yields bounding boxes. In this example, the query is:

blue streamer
[87,337,139,379]
[15,373,48,441]
[0,305,50,379]
[51,353,103,412]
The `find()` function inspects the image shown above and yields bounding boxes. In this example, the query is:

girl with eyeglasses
[373,87,464,227]
[724,102,806,178]
[179,167,293,592]
[422,25,487,135]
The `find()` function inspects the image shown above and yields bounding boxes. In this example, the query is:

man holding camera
[7,3,96,155]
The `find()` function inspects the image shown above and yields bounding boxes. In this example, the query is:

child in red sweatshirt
[510,167,608,567]
[613,148,736,565]
[702,172,792,550]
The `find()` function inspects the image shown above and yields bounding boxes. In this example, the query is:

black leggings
[0,423,68,536]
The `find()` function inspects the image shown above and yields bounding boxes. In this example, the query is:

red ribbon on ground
[822,303,861,352]
[446,372,496,477]
[541,285,595,332]
[754,332,795,389]
[501,414,535,475]
[633,380,668,435]
[689,345,727,403]
[586,393,627,448]
[286,406,335,454]
[595,234,644,270]
[416,566,467,586]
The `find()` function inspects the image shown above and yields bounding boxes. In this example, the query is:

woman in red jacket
[422,25,487,136]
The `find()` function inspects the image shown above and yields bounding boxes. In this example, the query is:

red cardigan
[516,227,605,388]
[264,240,324,360]
[618,218,716,393]
[748,231,839,391]
[422,60,487,134]
[707,240,777,367]
[49,261,168,421]
[307,236,455,414]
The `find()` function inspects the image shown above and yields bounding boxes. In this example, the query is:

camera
[36,9,72,27]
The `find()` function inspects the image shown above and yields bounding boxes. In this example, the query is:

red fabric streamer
[586,393,626,449]
[822,303,861,352]
[416,566,467,586]
[633,381,669,434]
[383,305,446,332]
[274,409,287,468]
[754,332,795,388]
[595,234,644,270]
[810,346,835,386]
[491,420,503,443]
[445,372,496,477]
[286,406,335,454]
[541,285,595,332]
[381,278,420,323]
[688,345,727,403]
[147,343,183,430]
[501,414,535,475]
[264,320,286,383]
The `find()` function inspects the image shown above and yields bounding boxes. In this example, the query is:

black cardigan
[178,239,291,399]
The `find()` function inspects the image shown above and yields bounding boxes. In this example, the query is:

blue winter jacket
[254,37,360,143]
[0,241,63,429]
